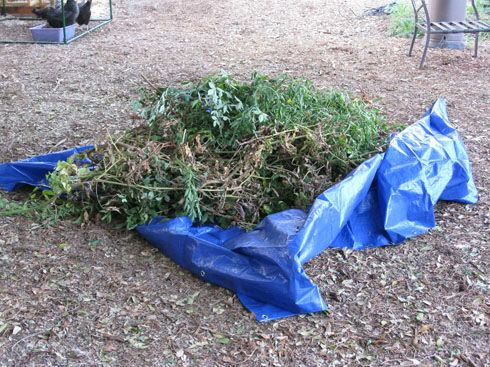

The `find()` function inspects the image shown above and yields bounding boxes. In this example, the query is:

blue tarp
[0,146,94,191]
[0,99,478,321]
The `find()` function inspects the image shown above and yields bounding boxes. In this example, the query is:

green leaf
[213,334,230,344]
[130,341,149,349]
[0,322,9,334]
[187,291,200,305]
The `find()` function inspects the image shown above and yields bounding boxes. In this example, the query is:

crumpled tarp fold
[0,146,93,191]
[0,99,478,321]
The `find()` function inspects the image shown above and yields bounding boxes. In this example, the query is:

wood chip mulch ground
[1,1,489,366]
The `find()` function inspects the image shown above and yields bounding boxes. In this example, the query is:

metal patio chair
[408,0,490,69]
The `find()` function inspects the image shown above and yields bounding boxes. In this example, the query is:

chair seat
[416,20,490,34]
[409,0,490,68]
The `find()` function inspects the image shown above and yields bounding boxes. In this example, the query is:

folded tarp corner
[0,99,478,321]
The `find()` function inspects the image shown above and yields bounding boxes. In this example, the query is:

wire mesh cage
[0,0,112,44]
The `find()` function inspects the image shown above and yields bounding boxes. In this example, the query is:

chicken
[39,0,79,28]
[76,0,92,30]
[32,1,60,20]
[32,0,61,19]
[32,6,52,19]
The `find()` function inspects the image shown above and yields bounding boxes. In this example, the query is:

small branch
[52,78,62,93]
[48,138,67,153]
[92,332,126,343]
[457,353,478,367]
[141,74,159,91]
[200,203,242,222]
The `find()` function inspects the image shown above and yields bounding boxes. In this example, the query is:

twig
[52,78,62,92]
[11,329,53,352]
[161,311,176,322]
[92,332,126,343]
[469,261,485,275]
[141,74,159,91]
[336,5,358,19]
[380,359,404,365]
[192,321,203,335]
[241,348,258,364]
[48,138,67,153]
[458,353,478,367]
[199,203,243,222]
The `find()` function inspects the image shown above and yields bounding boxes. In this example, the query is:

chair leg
[409,28,418,56]
[474,33,479,58]
[419,34,430,69]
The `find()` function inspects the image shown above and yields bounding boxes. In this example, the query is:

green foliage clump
[388,1,415,38]
[2,72,392,230]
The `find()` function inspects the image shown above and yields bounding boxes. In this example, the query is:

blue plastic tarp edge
[0,145,94,191]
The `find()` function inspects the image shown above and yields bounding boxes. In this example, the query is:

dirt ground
[0,0,489,366]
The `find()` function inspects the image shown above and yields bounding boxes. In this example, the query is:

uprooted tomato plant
[1,72,400,231]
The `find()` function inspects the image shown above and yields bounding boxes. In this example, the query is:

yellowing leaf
[418,324,433,334]
[298,328,315,337]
